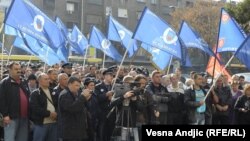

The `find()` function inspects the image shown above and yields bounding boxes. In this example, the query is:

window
[176,0,181,7]
[86,15,102,24]
[137,0,145,3]
[120,0,125,5]
[118,8,128,18]
[106,6,112,16]
[66,1,78,14]
[186,1,193,7]
[136,11,142,20]
[151,0,157,4]
[87,0,102,5]
[44,0,55,9]
[162,6,172,15]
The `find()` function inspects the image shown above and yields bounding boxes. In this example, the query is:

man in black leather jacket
[145,70,170,124]
[0,62,30,141]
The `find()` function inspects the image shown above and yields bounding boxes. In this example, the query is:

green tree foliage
[225,0,250,33]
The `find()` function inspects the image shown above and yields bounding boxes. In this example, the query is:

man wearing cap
[27,74,38,93]
[61,63,72,77]
[94,69,115,141]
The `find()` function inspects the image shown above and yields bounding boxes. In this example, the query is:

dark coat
[58,88,88,140]
[184,87,207,123]
[0,76,30,119]
[29,88,57,125]
[94,82,112,120]
[234,95,250,124]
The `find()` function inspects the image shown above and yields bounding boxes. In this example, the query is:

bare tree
[170,1,224,47]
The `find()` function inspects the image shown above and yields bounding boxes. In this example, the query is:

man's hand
[82,89,92,101]
[154,110,160,118]
[123,91,134,99]
[216,104,223,111]
[222,105,229,111]
[50,112,57,120]
[199,100,205,106]
[106,91,113,97]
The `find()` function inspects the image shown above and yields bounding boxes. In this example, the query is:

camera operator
[234,84,250,124]
[111,76,137,127]
[111,75,142,141]
[145,70,170,124]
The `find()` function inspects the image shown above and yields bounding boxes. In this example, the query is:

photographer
[145,70,170,124]
[234,84,250,124]
[111,75,143,141]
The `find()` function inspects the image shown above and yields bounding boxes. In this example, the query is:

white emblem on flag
[32,15,45,32]
[101,39,111,49]
[162,28,178,45]
[118,30,125,40]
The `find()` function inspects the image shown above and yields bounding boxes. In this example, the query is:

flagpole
[212,8,223,84]
[26,55,33,69]
[111,39,132,91]
[43,47,49,72]
[1,33,5,79]
[82,45,89,68]
[204,54,234,101]
[166,55,173,75]
[102,53,106,69]
[6,45,14,65]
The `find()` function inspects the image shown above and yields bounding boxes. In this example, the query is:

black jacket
[94,82,112,120]
[184,87,207,123]
[145,82,170,112]
[0,76,30,119]
[58,88,88,140]
[29,88,57,125]
[234,95,250,124]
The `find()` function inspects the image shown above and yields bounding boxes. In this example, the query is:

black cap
[84,77,95,86]
[27,74,37,81]
[62,63,73,68]
[102,69,113,76]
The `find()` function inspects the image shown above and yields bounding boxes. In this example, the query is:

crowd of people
[0,61,250,141]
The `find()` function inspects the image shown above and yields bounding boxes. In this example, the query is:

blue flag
[217,8,247,52]
[55,17,69,38]
[4,0,66,50]
[55,17,82,56]
[133,7,182,59]
[4,24,18,36]
[235,35,250,70]
[69,25,88,55]
[89,26,122,61]
[107,16,138,57]
[179,21,214,56]
[141,43,171,70]
[13,35,62,66]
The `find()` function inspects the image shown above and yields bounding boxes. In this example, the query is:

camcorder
[114,82,144,99]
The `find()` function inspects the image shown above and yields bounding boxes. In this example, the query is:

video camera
[114,81,144,99]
